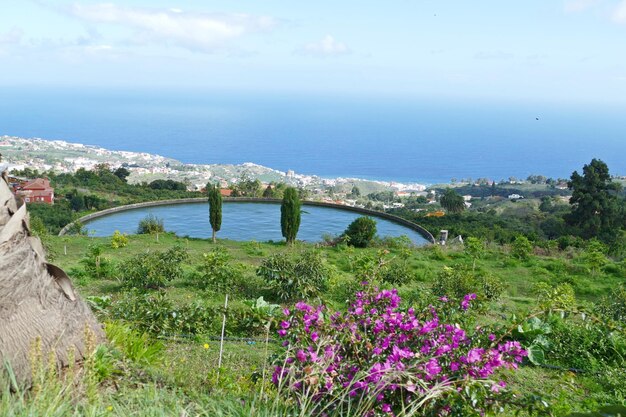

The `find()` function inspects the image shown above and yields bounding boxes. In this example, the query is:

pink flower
[425,358,442,379]
[466,348,484,364]
[491,381,506,393]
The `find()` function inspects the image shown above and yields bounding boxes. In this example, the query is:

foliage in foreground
[120,245,188,289]
[257,249,330,302]
[273,286,538,416]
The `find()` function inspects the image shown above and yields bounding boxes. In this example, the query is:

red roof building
[219,188,233,197]
[16,178,55,204]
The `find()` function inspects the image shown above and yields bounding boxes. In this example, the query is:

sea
[2,87,625,185]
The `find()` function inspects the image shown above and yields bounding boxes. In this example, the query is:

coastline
[1,135,428,194]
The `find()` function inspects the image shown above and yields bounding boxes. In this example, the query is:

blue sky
[1,0,626,103]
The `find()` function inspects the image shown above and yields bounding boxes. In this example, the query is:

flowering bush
[111,230,129,248]
[272,286,528,416]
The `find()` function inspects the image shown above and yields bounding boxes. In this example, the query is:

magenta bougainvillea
[273,287,526,416]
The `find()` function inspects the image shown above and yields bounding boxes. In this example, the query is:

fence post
[217,294,229,375]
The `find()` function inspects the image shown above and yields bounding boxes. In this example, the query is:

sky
[1,0,626,103]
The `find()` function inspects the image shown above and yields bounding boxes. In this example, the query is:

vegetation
[257,249,329,302]
[566,159,623,243]
[281,187,301,244]
[119,246,188,289]
[208,184,223,243]
[5,228,626,416]
[343,216,377,247]
[440,188,466,214]
[137,213,165,235]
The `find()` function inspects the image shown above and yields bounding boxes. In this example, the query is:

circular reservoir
[84,202,429,245]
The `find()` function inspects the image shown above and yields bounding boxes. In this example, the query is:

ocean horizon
[2,87,625,184]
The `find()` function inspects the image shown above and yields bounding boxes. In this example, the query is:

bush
[431,266,504,306]
[273,287,531,416]
[511,235,533,260]
[533,282,576,310]
[80,244,115,279]
[546,316,626,372]
[191,247,246,294]
[343,216,377,248]
[257,250,330,302]
[110,290,273,337]
[120,246,188,289]
[110,230,129,248]
[596,284,626,324]
[137,214,165,235]
[111,290,218,336]
[378,259,416,286]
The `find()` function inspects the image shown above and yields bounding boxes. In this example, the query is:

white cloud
[613,0,626,22]
[298,35,351,57]
[66,3,277,52]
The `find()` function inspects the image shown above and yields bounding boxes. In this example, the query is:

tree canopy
[566,159,623,242]
[281,187,301,244]
[208,184,222,243]
[440,188,466,214]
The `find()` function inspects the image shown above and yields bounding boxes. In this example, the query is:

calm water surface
[85,202,429,244]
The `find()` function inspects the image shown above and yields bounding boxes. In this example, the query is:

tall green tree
[567,159,622,242]
[208,184,222,243]
[440,188,466,214]
[281,187,301,244]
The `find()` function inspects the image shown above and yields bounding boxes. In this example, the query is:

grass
[7,232,625,416]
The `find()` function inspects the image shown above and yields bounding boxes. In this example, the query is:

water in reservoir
[85,202,429,245]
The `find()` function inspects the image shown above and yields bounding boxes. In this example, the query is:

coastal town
[2,135,427,208]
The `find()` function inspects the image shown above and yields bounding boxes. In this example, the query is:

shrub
[29,216,48,237]
[431,266,504,306]
[378,259,416,286]
[80,244,115,279]
[137,214,165,235]
[464,236,485,270]
[533,282,576,310]
[546,316,626,372]
[257,250,330,302]
[343,216,377,248]
[120,246,188,289]
[191,247,246,294]
[511,235,533,260]
[111,290,218,336]
[273,287,530,416]
[110,230,129,248]
[596,284,626,324]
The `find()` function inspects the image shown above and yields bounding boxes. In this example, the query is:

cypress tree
[208,185,222,243]
[281,187,301,244]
